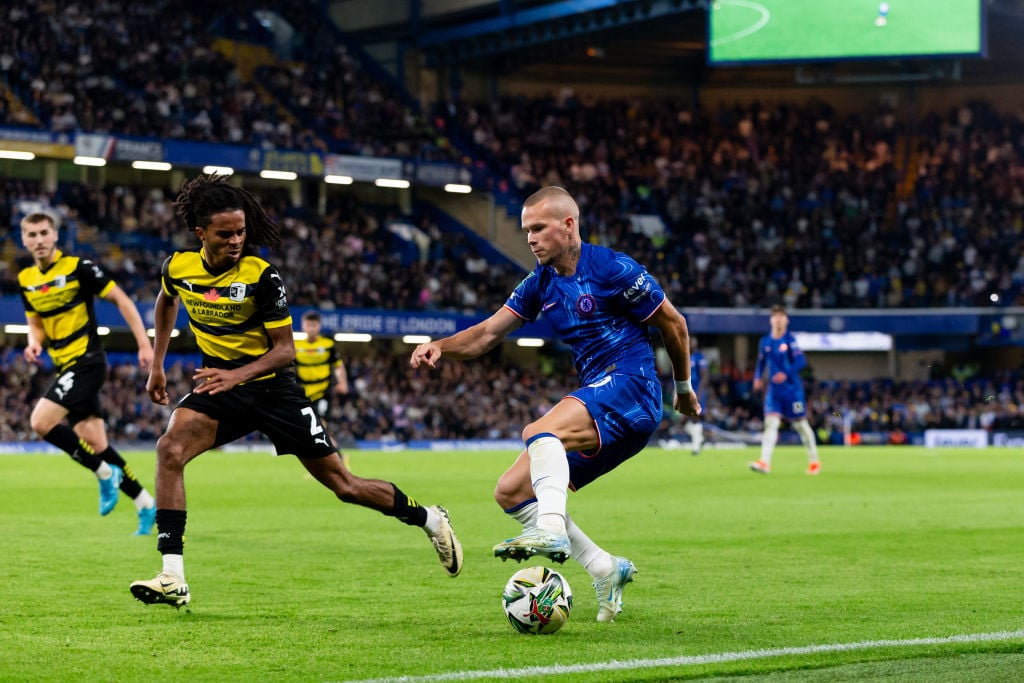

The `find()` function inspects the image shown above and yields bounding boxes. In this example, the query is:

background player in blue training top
[411,185,700,623]
[748,304,821,475]
[683,336,709,455]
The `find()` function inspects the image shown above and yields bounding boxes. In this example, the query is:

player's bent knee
[29,410,59,437]
[494,475,530,510]
[155,435,194,469]
[521,420,552,443]
[29,416,49,437]
[494,485,512,509]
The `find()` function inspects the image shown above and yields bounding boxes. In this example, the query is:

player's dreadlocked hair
[174,174,282,251]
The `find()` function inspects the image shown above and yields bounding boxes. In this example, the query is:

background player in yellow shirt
[18,212,157,535]
[295,310,351,465]
[295,310,349,418]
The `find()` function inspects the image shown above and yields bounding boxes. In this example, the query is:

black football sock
[389,484,428,526]
[43,425,103,472]
[96,446,144,498]
[155,509,187,555]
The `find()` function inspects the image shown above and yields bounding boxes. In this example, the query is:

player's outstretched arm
[647,299,701,417]
[410,307,523,369]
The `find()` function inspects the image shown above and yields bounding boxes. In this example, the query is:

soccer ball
[501,565,573,635]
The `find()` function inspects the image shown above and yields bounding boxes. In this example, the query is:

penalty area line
[339,628,1024,683]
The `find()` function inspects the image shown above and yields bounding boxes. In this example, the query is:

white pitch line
[709,0,771,47]
[338,629,1024,683]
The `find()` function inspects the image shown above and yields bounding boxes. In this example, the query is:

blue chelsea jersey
[505,243,665,386]
[690,350,707,398]
[755,332,807,389]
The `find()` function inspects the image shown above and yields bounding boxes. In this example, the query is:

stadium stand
[2,0,1024,449]
[0,179,523,310]
[2,345,1023,448]
[4,94,1024,312]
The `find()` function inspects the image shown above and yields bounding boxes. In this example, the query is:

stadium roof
[338,0,1024,86]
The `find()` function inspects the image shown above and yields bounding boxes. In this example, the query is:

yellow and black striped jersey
[18,250,114,370]
[294,334,342,401]
[161,249,292,374]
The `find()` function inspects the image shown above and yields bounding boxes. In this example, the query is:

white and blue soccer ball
[501,565,573,635]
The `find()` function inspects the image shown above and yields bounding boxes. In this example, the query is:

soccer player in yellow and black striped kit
[296,310,350,466]
[130,175,461,609]
[18,212,157,535]
[295,310,349,420]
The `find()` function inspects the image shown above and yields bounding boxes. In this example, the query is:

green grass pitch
[2,445,1023,681]
[709,0,982,63]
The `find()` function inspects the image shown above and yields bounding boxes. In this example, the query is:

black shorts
[178,374,337,458]
[43,358,107,425]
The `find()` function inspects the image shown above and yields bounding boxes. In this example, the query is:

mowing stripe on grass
[341,629,1024,683]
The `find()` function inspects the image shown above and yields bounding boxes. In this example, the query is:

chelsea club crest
[576,294,596,316]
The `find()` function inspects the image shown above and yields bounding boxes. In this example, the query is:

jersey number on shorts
[300,406,325,436]
[55,371,76,400]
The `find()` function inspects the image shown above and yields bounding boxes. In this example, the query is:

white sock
[760,415,780,465]
[508,501,612,579]
[423,506,441,534]
[527,435,569,536]
[509,500,538,528]
[566,514,613,580]
[686,421,704,452]
[162,554,185,581]
[794,419,820,462]
[134,490,155,512]
[96,462,113,479]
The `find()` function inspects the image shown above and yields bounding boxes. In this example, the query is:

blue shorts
[764,384,807,420]
[565,373,662,490]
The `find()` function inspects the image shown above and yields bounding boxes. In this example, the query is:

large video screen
[708,0,984,65]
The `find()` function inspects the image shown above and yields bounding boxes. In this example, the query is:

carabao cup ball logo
[576,294,596,316]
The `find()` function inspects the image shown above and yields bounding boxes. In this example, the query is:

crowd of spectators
[0,179,523,313]
[3,2,1024,450]
[0,0,321,149]
[2,346,1022,448]
[437,94,1024,310]
[4,97,1024,315]
[810,372,1024,443]
[0,0,455,158]
[4,0,1024,312]
[252,18,456,160]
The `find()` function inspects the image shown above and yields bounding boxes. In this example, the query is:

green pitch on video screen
[708,0,983,64]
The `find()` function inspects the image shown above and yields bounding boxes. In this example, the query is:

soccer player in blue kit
[411,186,700,622]
[748,304,821,475]
[683,336,709,455]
